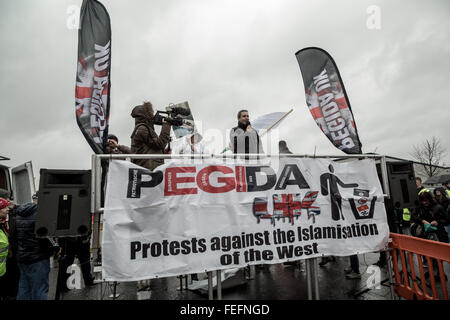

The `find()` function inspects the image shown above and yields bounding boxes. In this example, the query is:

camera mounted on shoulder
[154,105,191,126]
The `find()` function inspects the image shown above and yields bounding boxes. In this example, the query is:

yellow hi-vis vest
[0,229,8,277]
[418,188,429,195]
[446,189,450,198]
[402,208,411,222]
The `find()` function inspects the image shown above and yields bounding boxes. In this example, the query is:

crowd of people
[411,177,450,243]
[1,101,448,300]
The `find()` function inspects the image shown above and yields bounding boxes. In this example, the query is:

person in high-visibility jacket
[403,208,411,223]
[401,208,412,235]
[0,198,10,279]
[442,181,450,198]
[416,177,429,195]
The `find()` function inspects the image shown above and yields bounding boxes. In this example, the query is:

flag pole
[260,108,293,137]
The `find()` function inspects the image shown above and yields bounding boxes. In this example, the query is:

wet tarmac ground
[47,251,450,301]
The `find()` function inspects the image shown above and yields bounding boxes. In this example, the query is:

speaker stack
[35,169,91,238]
[377,161,418,232]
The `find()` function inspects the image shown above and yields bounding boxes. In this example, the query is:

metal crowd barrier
[90,153,390,300]
[389,232,450,300]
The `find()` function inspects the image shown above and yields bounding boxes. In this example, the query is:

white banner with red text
[102,158,389,281]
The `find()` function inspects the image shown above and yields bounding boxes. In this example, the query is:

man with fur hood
[130,101,172,295]
[130,101,171,171]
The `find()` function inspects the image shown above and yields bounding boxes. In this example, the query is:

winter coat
[130,104,171,171]
[229,122,264,154]
[105,144,131,155]
[0,225,7,277]
[10,203,55,264]
[411,203,449,243]
[434,187,450,220]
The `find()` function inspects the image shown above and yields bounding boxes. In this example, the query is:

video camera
[153,106,191,126]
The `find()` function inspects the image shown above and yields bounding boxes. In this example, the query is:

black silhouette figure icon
[320,164,358,221]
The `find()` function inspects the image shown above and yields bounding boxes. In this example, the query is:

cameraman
[130,101,172,171]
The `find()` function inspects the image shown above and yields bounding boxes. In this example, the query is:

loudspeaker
[35,169,91,238]
[388,162,418,208]
[377,161,418,232]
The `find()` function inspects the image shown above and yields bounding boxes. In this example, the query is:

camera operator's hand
[162,118,173,126]
[108,139,118,148]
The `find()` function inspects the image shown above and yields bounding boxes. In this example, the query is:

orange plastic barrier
[389,232,450,300]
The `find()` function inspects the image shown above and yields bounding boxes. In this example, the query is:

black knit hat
[108,134,119,143]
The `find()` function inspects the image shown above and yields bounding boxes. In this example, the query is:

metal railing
[90,153,390,300]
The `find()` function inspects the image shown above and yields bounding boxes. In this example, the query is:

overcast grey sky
[0,0,449,184]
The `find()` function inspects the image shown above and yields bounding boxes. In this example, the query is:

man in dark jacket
[9,202,58,300]
[100,134,131,206]
[229,109,264,154]
[130,101,171,171]
[416,177,429,195]
[105,134,131,154]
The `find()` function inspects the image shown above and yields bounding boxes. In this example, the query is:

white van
[0,155,36,204]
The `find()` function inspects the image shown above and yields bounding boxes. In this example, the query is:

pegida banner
[102,158,388,281]
[75,0,111,154]
[295,47,362,154]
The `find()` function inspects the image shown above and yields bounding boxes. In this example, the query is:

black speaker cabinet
[35,169,91,238]
[377,161,418,232]
[386,161,418,210]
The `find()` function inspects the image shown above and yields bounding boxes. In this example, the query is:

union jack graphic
[252,192,321,226]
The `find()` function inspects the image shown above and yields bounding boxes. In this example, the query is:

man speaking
[229,110,264,154]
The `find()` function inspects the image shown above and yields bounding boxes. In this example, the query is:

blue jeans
[17,259,50,300]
